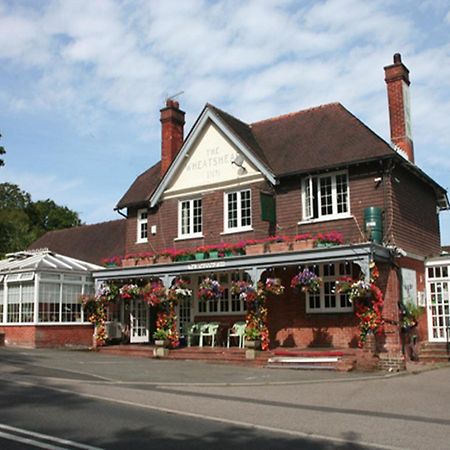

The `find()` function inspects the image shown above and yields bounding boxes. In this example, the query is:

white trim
[224,188,252,234]
[301,170,350,222]
[298,214,353,225]
[150,106,277,208]
[136,208,148,244]
[178,197,203,239]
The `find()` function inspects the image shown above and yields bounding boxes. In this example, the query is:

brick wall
[391,165,441,257]
[0,325,93,348]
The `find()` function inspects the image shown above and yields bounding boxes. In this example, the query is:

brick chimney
[384,53,414,163]
[160,99,185,176]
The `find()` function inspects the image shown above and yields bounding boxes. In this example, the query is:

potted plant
[314,231,344,248]
[291,233,314,251]
[266,235,291,253]
[153,329,170,347]
[291,268,321,293]
[244,327,262,349]
[205,245,219,259]
[157,248,176,263]
[195,245,208,260]
[232,242,246,256]
[121,254,137,267]
[217,243,233,258]
[135,252,154,266]
[101,256,122,268]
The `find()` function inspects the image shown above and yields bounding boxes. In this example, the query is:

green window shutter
[260,192,276,223]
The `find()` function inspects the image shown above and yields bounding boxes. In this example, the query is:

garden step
[266,356,340,370]
[267,364,336,370]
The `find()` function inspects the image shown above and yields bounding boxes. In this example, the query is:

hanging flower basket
[142,280,167,306]
[198,277,223,301]
[167,277,192,302]
[119,284,141,300]
[291,269,322,293]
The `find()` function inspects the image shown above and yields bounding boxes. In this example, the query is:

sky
[1,0,450,242]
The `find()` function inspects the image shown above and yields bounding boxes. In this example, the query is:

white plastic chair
[227,322,246,348]
[199,322,220,348]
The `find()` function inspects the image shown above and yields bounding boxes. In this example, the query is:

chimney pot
[393,53,402,64]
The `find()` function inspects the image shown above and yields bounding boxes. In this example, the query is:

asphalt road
[1,347,449,449]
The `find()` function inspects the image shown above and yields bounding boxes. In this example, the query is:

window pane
[39,282,60,322]
[336,174,348,214]
[181,201,190,235]
[240,190,251,227]
[7,285,20,322]
[227,192,238,229]
[320,177,333,216]
[193,199,202,234]
[61,284,82,322]
[21,282,34,323]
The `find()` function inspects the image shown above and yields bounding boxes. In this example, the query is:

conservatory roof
[0,249,102,274]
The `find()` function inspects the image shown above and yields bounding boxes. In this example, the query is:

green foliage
[0,182,82,256]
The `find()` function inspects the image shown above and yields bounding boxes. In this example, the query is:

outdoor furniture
[199,322,220,348]
[185,322,205,347]
[227,321,246,348]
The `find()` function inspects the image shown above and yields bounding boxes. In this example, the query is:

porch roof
[93,242,391,282]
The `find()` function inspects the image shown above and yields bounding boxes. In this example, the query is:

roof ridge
[207,103,250,127]
[250,102,342,127]
[38,219,125,236]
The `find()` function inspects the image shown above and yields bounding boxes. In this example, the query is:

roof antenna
[165,91,185,103]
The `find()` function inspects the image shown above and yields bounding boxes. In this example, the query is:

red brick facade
[0,325,93,348]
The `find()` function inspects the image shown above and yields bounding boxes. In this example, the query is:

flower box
[208,250,219,259]
[245,243,266,255]
[156,255,171,264]
[121,258,136,267]
[267,241,291,253]
[291,239,314,251]
[195,252,206,260]
[315,242,336,248]
[136,256,154,266]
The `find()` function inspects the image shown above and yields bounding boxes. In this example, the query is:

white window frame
[301,170,350,222]
[195,272,248,316]
[178,198,203,239]
[224,189,252,233]
[305,262,354,314]
[136,208,148,243]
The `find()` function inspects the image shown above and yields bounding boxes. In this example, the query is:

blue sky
[1,0,450,243]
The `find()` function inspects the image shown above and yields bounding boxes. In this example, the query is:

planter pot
[154,339,170,347]
[222,250,233,258]
[245,339,261,350]
[291,239,315,251]
[208,251,219,259]
[195,252,206,260]
[268,242,290,253]
[136,257,154,266]
[156,255,171,264]
[315,242,337,248]
[245,243,266,255]
[105,263,118,268]
[121,258,136,267]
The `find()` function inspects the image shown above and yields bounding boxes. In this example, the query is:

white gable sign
[164,121,262,197]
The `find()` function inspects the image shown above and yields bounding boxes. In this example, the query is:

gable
[163,120,265,199]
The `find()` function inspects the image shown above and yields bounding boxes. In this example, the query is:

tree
[0,132,5,167]
[0,183,82,256]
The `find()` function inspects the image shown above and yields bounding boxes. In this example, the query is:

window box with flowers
[245,239,266,255]
[266,236,291,253]
[291,234,314,251]
[314,231,344,248]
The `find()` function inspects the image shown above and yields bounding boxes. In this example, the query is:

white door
[130,299,150,343]
[427,280,450,342]
[177,294,193,336]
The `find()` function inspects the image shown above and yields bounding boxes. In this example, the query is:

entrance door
[427,279,450,342]
[130,299,150,343]
[177,294,193,336]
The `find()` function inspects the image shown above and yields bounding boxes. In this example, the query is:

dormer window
[178,198,203,239]
[136,209,148,243]
[302,171,349,221]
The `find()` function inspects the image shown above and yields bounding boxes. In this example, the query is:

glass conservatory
[0,249,101,347]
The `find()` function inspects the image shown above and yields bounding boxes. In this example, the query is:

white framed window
[196,272,249,316]
[302,171,349,221]
[306,262,356,313]
[178,198,203,238]
[224,189,252,233]
[136,209,148,243]
[5,282,35,323]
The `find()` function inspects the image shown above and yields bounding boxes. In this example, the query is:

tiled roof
[117,102,445,208]
[116,161,161,209]
[28,219,126,265]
